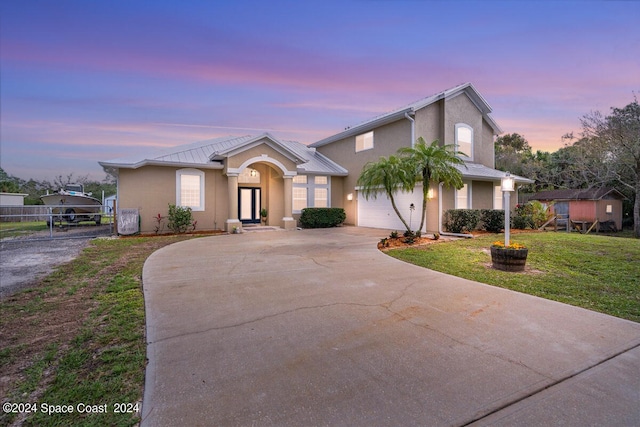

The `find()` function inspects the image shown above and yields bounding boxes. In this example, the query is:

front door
[239,187,261,224]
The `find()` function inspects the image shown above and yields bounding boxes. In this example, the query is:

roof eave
[98,160,224,170]
[310,108,412,148]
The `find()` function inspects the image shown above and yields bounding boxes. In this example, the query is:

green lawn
[0,235,197,427]
[387,232,640,322]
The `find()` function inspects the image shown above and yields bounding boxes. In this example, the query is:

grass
[0,217,115,238]
[387,232,640,322]
[0,235,199,426]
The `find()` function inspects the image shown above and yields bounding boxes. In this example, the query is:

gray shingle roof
[530,187,627,201]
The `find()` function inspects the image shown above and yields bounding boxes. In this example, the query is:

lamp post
[409,203,415,232]
[501,172,515,247]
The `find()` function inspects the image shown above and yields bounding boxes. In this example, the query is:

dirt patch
[0,236,194,425]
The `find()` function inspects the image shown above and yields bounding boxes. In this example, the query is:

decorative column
[226,173,242,232]
[282,175,296,230]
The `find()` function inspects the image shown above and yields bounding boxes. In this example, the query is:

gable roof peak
[311,82,500,148]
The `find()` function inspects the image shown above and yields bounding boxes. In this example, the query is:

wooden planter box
[491,247,528,272]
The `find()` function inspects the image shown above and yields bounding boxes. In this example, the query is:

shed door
[554,202,569,216]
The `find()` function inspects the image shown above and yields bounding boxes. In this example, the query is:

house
[310,82,532,232]
[99,83,531,234]
[529,187,626,231]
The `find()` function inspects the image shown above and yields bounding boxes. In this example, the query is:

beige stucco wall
[118,166,226,233]
[226,142,297,173]
[444,92,483,156]
[316,119,412,225]
[415,102,443,144]
[480,119,496,168]
[472,181,494,209]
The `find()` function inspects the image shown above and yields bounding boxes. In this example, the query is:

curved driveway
[141,227,640,426]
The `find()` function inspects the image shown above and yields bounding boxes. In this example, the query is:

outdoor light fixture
[250,169,257,177]
[501,172,515,247]
[427,188,434,199]
[347,193,353,201]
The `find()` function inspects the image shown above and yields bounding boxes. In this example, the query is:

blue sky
[1,0,638,181]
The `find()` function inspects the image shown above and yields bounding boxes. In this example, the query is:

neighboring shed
[530,187,626,232]
[0,192,28,206]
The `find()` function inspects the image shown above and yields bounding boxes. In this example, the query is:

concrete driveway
[141,227,640,426]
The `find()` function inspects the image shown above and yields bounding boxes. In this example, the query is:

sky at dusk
[1,0,638,181]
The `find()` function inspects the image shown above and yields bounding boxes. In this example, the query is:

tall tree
[357,155,416,233]
[580,98,640,237]
[399,138,465,233]
[495,133,533,176]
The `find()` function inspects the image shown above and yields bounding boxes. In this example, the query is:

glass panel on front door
[239,188,261,224]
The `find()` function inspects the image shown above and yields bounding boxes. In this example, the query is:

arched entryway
[225,155,297,232]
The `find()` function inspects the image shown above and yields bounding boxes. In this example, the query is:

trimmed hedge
[444,208,506,233]
[443,209,481,233]
[299,208,346,228]
[480,209,505,233]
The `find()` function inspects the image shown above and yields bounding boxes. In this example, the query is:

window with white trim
[455,183,470,209]
[494,184,503,210]
[455,123,473,159]
[176,168,205,211]
[292,174,331,212]
[355,131,374,152]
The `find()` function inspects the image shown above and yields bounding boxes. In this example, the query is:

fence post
[113,199,118,235]
[49,207,53,238]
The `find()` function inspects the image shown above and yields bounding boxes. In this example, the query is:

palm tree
[357,155,415,233]
[399,137,465,232]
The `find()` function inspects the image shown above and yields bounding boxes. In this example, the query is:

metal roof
[99,134,348,176]
[530,187,627,201]
[311,83,502,148]
[457,162,534,184]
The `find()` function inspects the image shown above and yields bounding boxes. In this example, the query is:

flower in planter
[491,241,526,250]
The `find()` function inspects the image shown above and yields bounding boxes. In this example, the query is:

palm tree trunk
[389,193,412,232]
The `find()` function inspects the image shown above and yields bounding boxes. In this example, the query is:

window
[356,131,374,152]
[314,188,328,208]
[238,168,260,184]
[455,124,473,159]
[176,168,205,211]
[292,174,331,212]
[456,183,470,209]
[293,188,307,211]
[494,184,503,209]
[606,204,613,214]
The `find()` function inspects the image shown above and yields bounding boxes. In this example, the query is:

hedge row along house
[99,83,532,234]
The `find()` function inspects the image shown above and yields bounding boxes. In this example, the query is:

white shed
[0,192,28,206]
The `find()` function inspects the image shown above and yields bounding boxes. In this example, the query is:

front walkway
[141,227,640,426]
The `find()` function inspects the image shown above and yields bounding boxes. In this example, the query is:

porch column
[226,173,241,232]
[282,175,296,230]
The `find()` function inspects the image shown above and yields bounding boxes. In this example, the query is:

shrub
[299,208,346,228]
[167,204,194,233]
[513,203,535,229]
[444,209,481,233]
[480,209,504,233]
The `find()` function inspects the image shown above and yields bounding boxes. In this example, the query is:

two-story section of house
[310,82,532,233]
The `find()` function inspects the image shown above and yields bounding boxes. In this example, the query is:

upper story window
[455,123,473,160]
[176,168,205,211]
[355,131,374,152]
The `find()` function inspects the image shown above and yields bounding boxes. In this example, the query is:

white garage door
[357,188,425,232]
